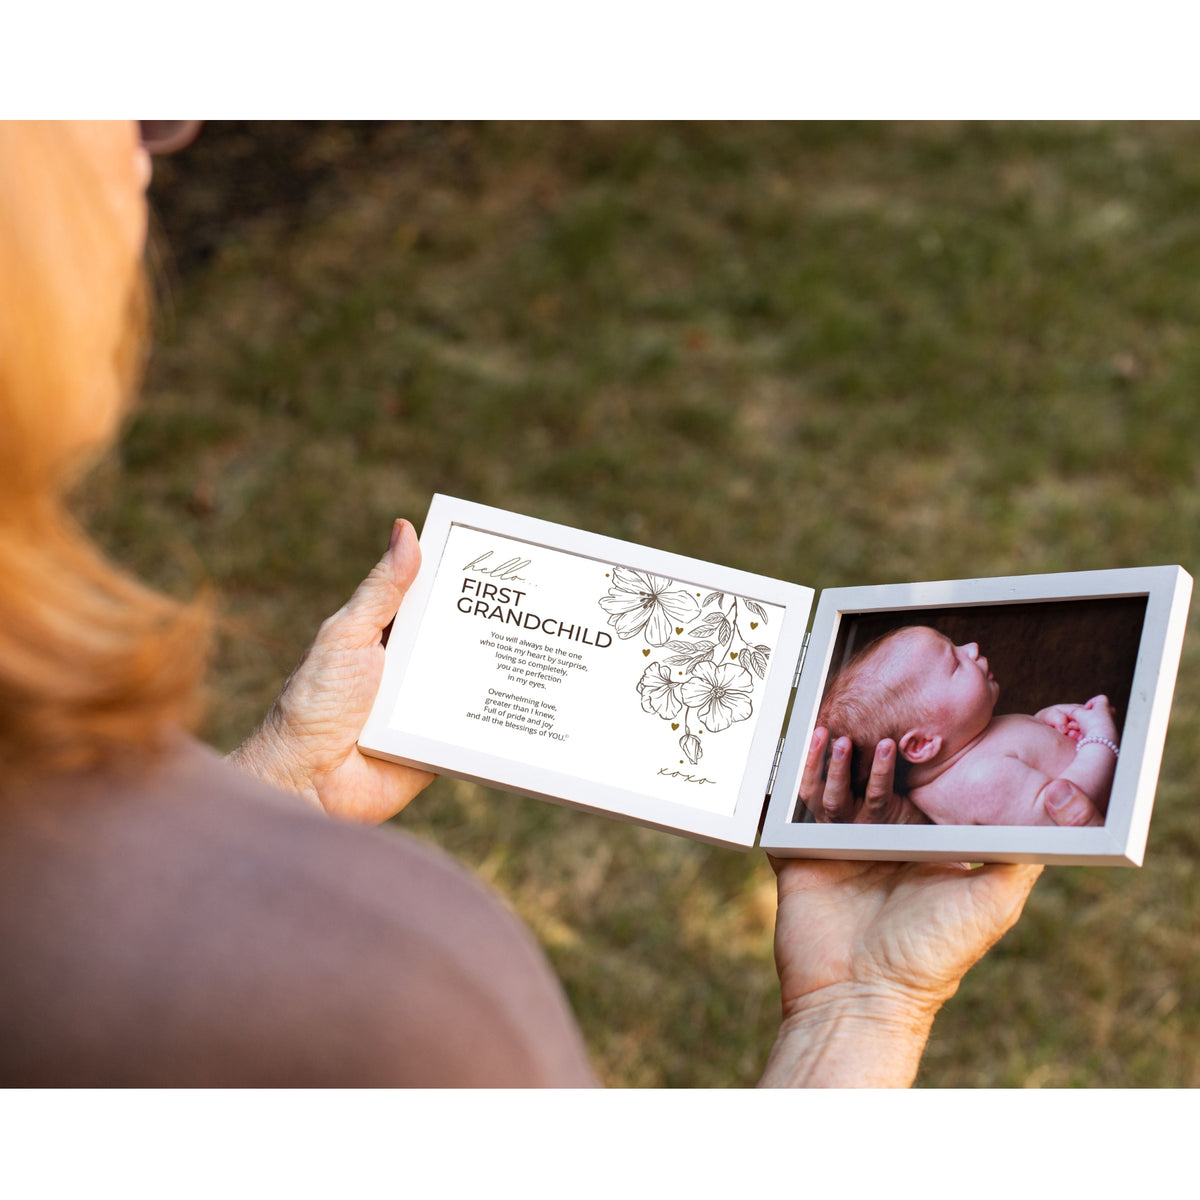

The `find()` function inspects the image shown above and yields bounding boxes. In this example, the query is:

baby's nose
[961,642,979,660]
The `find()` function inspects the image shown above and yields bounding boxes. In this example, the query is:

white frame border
[359,495,815,849]
[761,566,1192,865]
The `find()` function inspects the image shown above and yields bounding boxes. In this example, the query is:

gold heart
[643,649,650,656]
[672,723,679,731]
[750,622,758,630]
[676,627,683,634]
[730,651,738,659]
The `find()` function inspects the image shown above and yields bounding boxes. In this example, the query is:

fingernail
[878,739,893,762]
[1042,778,1073,814]
[832,738,848,761]
[388,519,403,551]
[810,729,824,753]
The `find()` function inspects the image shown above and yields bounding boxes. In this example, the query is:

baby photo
[809,596,1148,827]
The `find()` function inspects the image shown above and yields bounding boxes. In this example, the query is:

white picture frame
[361,497,1191,864]
[359,495,814,849]
[760,566,1193,866]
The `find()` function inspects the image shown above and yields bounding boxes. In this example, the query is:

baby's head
[817,625,1000,791]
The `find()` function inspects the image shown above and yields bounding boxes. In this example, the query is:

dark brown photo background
[792,595,1148,820]
[825,595,1148,728]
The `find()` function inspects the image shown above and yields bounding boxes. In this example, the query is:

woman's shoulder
[0,736,595,1086]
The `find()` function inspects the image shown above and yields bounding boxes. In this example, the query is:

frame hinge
[766,734,787,798]
[792,631,811,689]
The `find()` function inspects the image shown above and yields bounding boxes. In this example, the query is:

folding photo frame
[359,495,1192,865]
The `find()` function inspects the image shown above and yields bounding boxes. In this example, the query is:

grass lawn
[87,121,1200,1086]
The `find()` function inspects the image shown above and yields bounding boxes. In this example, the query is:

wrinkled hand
[800,727,930,825]
[760,855,1042,1086]
[227,519,436,823]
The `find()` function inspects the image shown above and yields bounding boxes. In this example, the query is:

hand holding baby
[800,726,931,825]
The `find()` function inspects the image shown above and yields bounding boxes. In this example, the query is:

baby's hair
[816,626,926,796]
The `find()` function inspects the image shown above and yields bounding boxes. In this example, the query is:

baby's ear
[899,728,942,764]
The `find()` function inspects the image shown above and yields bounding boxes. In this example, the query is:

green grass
[85,121,1200,1086]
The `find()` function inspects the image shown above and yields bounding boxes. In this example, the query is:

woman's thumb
[335,519,422,644]
[1042,778,1100,827]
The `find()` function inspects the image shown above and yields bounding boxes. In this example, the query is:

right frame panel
[761,565,1193,866]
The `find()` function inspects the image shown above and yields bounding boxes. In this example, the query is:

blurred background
[86,121,1200,1086]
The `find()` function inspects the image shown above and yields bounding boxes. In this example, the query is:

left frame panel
[360,495,815,849]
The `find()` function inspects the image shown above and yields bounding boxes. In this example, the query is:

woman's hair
[816,627,920,796]
[0,122,211,779]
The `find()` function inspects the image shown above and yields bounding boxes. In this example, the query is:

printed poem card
[384,523,787,818]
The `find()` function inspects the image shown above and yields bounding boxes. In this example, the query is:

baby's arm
[1055,696,1119,817]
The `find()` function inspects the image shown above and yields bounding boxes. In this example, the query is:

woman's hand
[759,856,1041,1086]
[227,519,436,823]
[800,727,930,824]
[1039,777,1104,826]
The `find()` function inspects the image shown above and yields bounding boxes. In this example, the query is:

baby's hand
[1073,695,1119,745]
[1035,704,1083,740]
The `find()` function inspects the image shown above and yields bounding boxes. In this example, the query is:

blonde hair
[816,627,922,795]
[0,121,210,779]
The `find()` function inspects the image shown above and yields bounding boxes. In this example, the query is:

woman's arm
[758,856,1042,1086]
[1054,696,1119,818]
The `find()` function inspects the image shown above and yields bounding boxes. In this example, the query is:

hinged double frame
[360,496,1192,866]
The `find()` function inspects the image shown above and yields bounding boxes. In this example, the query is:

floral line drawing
[598,568,699,645]
[599,569,773,764]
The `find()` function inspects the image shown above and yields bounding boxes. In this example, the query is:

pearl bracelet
[1076,736,1119,758]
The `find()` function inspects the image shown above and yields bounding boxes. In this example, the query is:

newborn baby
[817,625,1119,826]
